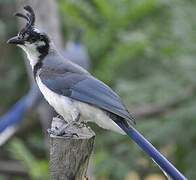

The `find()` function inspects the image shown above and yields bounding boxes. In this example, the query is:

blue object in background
[0,85,42,145]
[0,96,28,133]
[63,41,90,70]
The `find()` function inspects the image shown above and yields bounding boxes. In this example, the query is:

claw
[47,128,79,137]
[48,113,83,137]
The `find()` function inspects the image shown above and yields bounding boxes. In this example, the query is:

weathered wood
[50,118,95,180]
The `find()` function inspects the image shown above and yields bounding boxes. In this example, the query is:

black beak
[7,36,24,45]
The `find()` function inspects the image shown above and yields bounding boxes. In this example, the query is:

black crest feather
[15,5,35,35]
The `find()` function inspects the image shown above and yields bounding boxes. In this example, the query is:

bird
[7,6,135,136]
[7,6,187,180]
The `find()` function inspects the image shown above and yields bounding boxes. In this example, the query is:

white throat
[18,40,48,68]
[18,44,40,68]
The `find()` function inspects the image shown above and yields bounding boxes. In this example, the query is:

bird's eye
[30,36,37,41]
[18,36,22,40]
[18,32,25,39]
[26,35,37,43]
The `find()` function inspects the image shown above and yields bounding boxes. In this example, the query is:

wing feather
[40,72,135,125]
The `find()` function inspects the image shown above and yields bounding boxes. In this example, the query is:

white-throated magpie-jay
[7,6,186,180]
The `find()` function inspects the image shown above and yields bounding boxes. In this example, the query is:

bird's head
[7,6,50,67]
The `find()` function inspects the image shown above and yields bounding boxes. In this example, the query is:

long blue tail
[116,121,187,180]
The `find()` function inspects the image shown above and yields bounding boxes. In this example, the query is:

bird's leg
[56,114,64,120]
[48,113,81,137]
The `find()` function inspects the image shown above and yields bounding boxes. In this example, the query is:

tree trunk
[50,118,95,180]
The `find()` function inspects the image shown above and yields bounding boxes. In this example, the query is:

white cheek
[18,43,40,68]
[37,41,46,46]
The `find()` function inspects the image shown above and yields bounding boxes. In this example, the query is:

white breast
[36,75,125,134]
[36,76,79,122]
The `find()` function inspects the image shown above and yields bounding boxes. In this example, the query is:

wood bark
[50,118,95,180]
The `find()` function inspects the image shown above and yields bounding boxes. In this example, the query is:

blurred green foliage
[0,2,28,111]
[0,0,196,179]
[9,138,49,180]
[59,0,196,179]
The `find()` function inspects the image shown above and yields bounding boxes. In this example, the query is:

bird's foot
[47,125,79,137]
[47,123,68,136]
[48,130,79,137]
[48,113,83,137]
[56,114,63,120]
[77,121,86,128]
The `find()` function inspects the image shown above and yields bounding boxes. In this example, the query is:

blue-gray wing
[40,72,135,125]
[70,76,135,124]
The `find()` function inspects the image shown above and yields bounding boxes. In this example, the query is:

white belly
[36,76,78,122]
[36,76,125,134]
[73,101,125,134]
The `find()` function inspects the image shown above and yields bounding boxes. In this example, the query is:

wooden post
[49,118,95,180]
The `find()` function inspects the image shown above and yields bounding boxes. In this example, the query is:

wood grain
[50,118,95,180]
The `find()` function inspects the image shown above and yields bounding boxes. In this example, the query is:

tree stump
[49,118,95,180]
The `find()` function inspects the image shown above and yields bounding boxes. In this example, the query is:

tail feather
[116,121,186,180]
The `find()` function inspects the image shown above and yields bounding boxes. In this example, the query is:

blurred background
[0,0,196,179]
